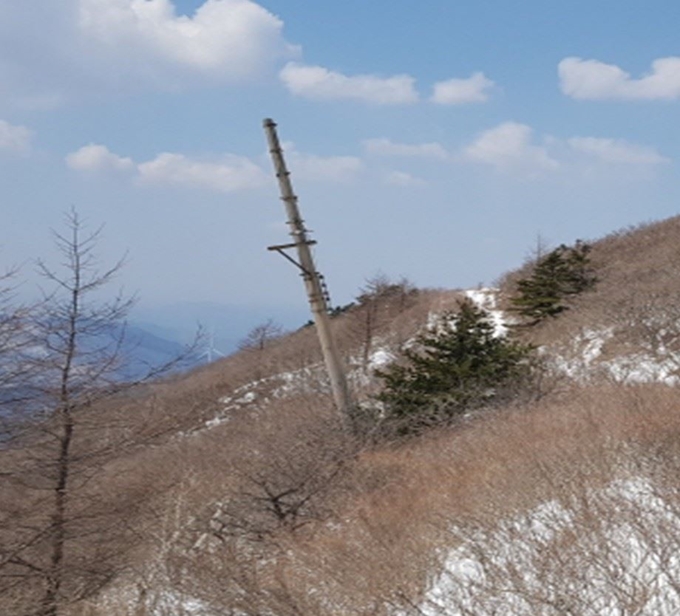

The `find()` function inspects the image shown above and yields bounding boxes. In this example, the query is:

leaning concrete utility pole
[263,118,353,420]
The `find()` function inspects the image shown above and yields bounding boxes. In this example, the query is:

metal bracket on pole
[267,241,317,277]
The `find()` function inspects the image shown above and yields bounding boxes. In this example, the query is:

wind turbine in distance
[199,328,225,364]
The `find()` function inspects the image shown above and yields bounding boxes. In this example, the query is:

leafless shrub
[238,319,285,353]
[92,394,360,616]
[203,400,355,542]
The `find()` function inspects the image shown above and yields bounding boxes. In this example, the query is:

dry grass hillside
[4,216,680,615]
[499,214,680,384]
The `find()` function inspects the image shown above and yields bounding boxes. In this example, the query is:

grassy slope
[5,217,680,615]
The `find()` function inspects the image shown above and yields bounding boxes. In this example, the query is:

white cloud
[0,1,298,105]
[0,120,32,154]
[66,143,134,171]
[294,154,363,182]
[384,171,426,187]
[568,137,670,165]
[77,0,297,80]
[363,138,448,159]
[137,152,268,192]
[279,62,419,105]
[282,143,363,182]
[431,72,494,105]
[559,56,680,101]
[66,140,363,190]
[461,127,669,176]
[464,122,559,173]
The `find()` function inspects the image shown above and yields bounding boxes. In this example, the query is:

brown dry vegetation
[499,215,680,368]
[67,383,680,615]
[5,218,680,614]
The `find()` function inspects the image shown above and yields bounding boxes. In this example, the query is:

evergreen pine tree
[376,298,533,434]
[562,240,597,295]
[511,241,597,325]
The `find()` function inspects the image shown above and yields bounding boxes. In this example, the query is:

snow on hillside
[548,326,680,386]
[462,287,680,387]
[415,476,680,615]
[465,288,509,337]
[91,282,680,614]
[195,284,680,440]
[197,363,332,431]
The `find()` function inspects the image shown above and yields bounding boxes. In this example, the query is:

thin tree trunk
[40,407,73,616]
[40,276,79,616]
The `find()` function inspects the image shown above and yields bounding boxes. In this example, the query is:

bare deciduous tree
[350,274,417,373]
[238,319,284,353]
[0,211,188,616]
[0,266,34,439]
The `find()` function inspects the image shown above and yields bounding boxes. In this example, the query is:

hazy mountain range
[128,300,309,366]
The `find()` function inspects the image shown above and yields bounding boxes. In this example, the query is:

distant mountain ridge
[131,300,309,355]
[116,322,199,379]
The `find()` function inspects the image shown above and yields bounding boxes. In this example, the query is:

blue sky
[1,0,679,334]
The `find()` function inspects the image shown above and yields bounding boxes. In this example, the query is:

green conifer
[511,241,597,325]
[376,298,533,434]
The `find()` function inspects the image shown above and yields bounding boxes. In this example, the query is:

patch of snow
[235,391,257,404]
[368,347,394,369]
[414,476,680,615]
[198,364,333,433]
[465,288,509,337]
[550,326,680,385]
[604,353,680,385]
[550,326,614,381]
[426,310,441,331]
[204,416,227,430]
[94,585,218,616]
